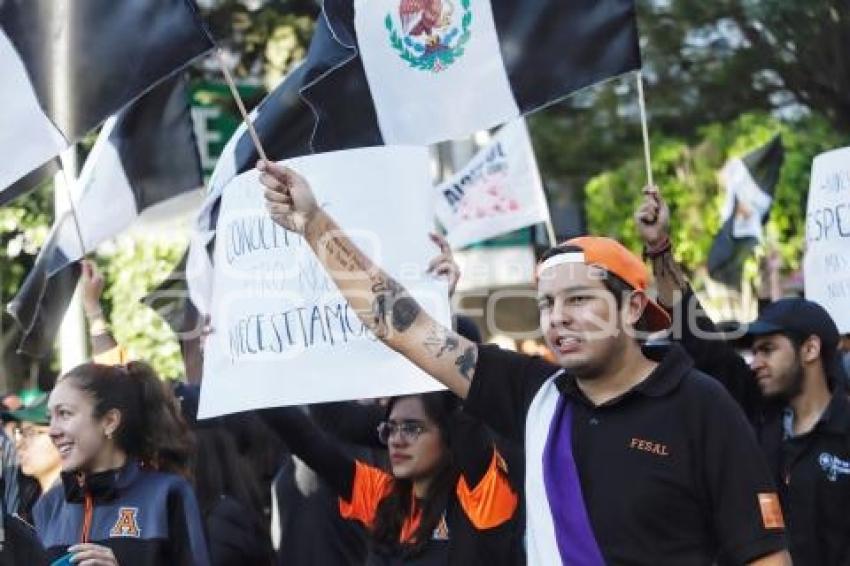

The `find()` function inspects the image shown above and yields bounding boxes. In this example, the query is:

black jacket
[205,495,273,566]
[675,288,850,565]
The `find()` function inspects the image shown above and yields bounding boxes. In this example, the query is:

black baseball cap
[745,298,840,352]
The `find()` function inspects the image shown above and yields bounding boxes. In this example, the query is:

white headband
[536,252,586,277]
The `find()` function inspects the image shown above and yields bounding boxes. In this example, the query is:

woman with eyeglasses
[260,391,521,566]
[33,362,210,566]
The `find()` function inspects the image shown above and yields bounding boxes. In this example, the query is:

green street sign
[190,81,264,177]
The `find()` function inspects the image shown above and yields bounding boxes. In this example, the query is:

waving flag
[708,135,785,287]
[435,120,548,248]
[311,0,640,145]
[7,76,205,358]
[206,0,639,197]
[0,0,213,203]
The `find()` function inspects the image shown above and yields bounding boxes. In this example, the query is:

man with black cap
[637,187,850,566]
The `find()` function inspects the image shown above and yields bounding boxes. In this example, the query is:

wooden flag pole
[216,49,268,163]
[543,218,557,248]
[636,70,654,188]
[539,188,558,247]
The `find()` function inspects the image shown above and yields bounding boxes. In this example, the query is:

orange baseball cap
[538,236,672,332]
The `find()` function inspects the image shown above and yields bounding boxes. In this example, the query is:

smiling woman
[33,362,211,566]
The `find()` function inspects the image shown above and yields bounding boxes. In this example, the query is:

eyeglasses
[377,421,430,445]
[12,425,49,444]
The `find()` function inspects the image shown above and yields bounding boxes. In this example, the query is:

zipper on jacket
[81,492,93,543]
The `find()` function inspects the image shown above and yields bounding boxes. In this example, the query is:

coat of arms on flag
[386,0,472,72]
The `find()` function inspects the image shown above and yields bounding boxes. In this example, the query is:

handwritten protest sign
[199,147,451,417]
[804,147,850,333]
[435,120,548,249]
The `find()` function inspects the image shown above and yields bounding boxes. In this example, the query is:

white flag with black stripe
[309,0,640,146]
[0,0,213,203]
[708,134,785,286]
[7,75,205,358]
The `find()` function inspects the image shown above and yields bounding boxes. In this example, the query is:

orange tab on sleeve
[456,449,518,530]
[93,345,129,366]
[758,492,785,530]
[339,461,394,528]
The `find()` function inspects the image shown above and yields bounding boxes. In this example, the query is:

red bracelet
[643,236,671,260]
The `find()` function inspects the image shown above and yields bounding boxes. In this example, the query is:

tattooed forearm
[423,324,460,358]
[369,276,422,336]
[454,345,477,381]
[316,229,372,275]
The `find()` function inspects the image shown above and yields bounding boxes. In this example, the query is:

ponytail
[61,362,194,478]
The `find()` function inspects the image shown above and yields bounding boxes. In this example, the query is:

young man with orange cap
[260,161,790,564]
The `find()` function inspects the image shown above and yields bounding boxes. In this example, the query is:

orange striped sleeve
[338,460,394,528]
[456,449,518,530]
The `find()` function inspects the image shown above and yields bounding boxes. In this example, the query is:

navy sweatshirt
[34,460,210,565]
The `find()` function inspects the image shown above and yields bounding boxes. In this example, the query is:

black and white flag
[7,75,205,358]
[203,0,640,201]
[0,0,213,202]
[317,0,641,145]
[707,135,785,286]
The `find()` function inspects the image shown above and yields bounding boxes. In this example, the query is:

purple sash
[542,397,605,565]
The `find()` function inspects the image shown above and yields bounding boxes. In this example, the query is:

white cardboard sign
[804,146,850,333]
[435,120,548,249]
[199,147,450,417]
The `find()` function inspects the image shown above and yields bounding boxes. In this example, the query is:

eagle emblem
[385,0,472,72]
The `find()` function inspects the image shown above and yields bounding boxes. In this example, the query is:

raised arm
[259,406,357,499]
[80,260,120,359]
[635,187,762,416]
[633,186,688,308]
[260,161,477,399]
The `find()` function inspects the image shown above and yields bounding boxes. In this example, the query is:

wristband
[85,307,104,321]
[88,318,110,337]
[642,236,671,260]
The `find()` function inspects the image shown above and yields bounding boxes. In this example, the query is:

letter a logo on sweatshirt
[110,507,141,538]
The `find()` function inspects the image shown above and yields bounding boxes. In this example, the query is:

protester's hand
[81,260,106,318]
[427,232,460,297]
[260,160,318,234]
[69,543,119,565]
[635,185,670,247]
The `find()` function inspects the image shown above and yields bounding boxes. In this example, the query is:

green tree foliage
[532,1,850,206]
[200,0,317,88]
[0,184,52,391]
[584,112,845,285]
[97,237,190,380]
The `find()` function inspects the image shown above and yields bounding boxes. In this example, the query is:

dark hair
[539,244,650,332]
[782,331,842,388]
[372,391,459,558]
[60,361,193,477]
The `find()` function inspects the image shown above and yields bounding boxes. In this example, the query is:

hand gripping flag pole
[215,49,268,163]
[636,70,654,189]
